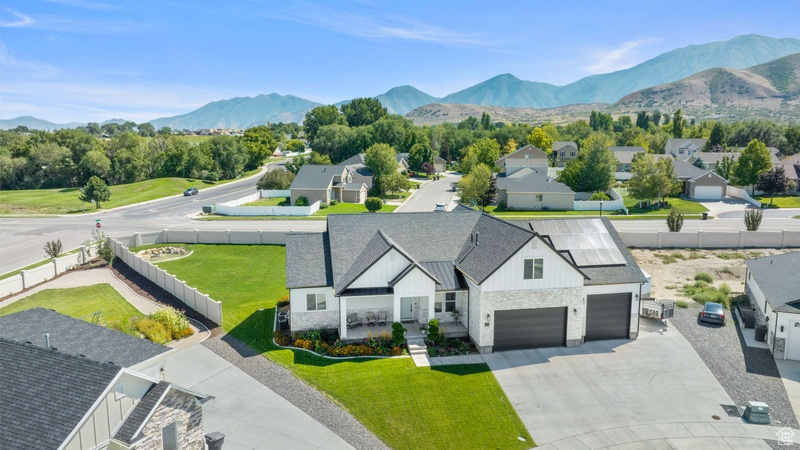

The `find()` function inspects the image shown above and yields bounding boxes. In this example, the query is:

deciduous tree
[257,169,295,190]
[716,154,736,180]
[365,143,398,194]
[733,139,772,194]
[241,125,277,170]
[756,166,791,206]
[557,133,616,193]
[672,109,684,138]
[527,128,553,155]
[458,163,492,210]
[341,97,387,127]
[79,176,111,208]
[303,105,346,143]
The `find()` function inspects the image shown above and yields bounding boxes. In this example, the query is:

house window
[524,258,544,279]
[560,151,565,157]
[162,422,178,450]
[524,154,531,159]
[535,194,543,201]
[436,292,457,313]
[306,293,326,311]
[570,151,576,157]
[679,149,684,154]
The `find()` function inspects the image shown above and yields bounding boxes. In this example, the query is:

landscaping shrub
[136,318,171,344]
[666,207,684,232]
[744,208,762,231]
[108,318,140,337]
[150,307,192,340]
[330,199,338,206]
[365,197,383,212]
[295,196,309,206]
[276,295,290,308]
[392,322,406,346]
[589,192,611,201]
[319,202,329,209]
[694,272,714,283]
[427,318,440,343]
[272,330,291,346]
[675,301,689,309]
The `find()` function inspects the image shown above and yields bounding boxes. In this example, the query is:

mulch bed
[111,259,221,336]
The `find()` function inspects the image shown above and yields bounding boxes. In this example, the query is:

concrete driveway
[165,345,352,450]
[483,319,798,449]
[396,173,461,212]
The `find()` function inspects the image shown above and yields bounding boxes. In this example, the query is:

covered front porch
[343,319,468,342]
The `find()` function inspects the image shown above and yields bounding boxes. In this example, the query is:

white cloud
[0,8,33,27]
[581,38,661,74]
[0,43,60,78]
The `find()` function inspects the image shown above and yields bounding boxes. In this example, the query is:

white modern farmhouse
[285,210,647,353]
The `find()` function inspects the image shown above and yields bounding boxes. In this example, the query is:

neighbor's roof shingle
[0,338,121,450]
[289,165,342,190]
[746,252,800,313]
[496,168,574,194]
[496,145,549,163]
[553,141,578,152]
[0,308,169,368]
[672,159,709,179]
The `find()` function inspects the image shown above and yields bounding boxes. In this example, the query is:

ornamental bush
[365,197,383,212]
[295,196,309,206]
[392,322,406,346]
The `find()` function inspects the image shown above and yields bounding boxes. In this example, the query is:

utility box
[202,205,215,214]
[744,401,770,424]
[205,432,225,450]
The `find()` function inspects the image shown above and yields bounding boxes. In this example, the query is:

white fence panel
[0,276,24,298]
[727,186,761,207]
[24,264,56,286]
[742,231,782,248]
[197,230,229,244]
[573,189,626,212]
[660,232,700,248]
[229,231,262,244]
[619,232,657,248]
[701,232,739,248]
[207,300,223,325]
[260,189,291,198]
[166,230,198,244]
[261,231,287,245]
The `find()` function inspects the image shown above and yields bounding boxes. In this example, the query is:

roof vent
[45,333,50,349]
[475,232,479,246]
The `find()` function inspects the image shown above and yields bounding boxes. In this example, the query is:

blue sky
[1,0,798,123]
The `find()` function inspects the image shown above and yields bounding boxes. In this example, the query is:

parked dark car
[184,187,198,196]
[700,302,726,325]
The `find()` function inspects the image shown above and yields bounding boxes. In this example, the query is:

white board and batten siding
[480,237,584,292]
[348,249,409,289]
[748,274,799,360]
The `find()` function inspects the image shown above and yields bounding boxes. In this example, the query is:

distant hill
[440,74,559,108]
[148,93,322,130]
[375,85,439,115]
[616,53,800,116]
[0,116,83,131]
[406,102,605,126]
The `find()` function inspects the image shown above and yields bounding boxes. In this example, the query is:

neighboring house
[687,152,740,170]
[665,138,707,159]
[0,309,211,450]
[672,159,728,200]
[779,154,800,193]
[496,167,574,210]
[433,155,447,173]
[745,252,800,362]
[285,211,646,353]
[496,145,549,174]
[289,165,367,206]
[609,146,647,172]
[396,153,410,171]
[553,141,579,166]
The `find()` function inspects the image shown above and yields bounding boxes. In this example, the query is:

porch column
[340,297,348,338]
[393,295,401,323]
[427,296,436,322]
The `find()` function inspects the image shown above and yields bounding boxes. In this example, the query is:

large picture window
[436,292,457,313]
[524,258,544,279]
[306,293,326,311]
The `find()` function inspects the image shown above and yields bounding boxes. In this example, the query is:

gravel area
[203,334,389,450]
[670,304,799,430]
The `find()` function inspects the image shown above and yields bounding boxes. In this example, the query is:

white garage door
[694,186,723,200]
[787,321,800,362]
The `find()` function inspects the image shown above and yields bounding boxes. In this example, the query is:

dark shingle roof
[456,214,536,284]
[337,154,367,166]
[672,159,709,179]
[0,308,169,368]
[336,231,394,292]
[289,165,342,190]
[285,232,333,288]
[420,261,467,291]
[553,141,578,152]
[0,338,121,450]
[746,252,800,313]
[496,168,574,194]
[496,145,548,163]
[665,138,707,152]
[114,381,171,445]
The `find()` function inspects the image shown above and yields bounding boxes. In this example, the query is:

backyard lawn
[755,195,800,208]
[0,284,142,323]
[0,171,259,215]
[313,203,398,216]
[243,196,289,207]
[623,196,709,215]
[485,206,600,217]
[151,244,533,449]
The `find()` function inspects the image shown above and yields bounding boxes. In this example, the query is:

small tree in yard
[744,208,762,231]
[391,322,406,346]
[295,196,309,206]
[421,161,436,176]
[756,166,790,207]
[85,229,114,264]
[666,207,684,232]
[365,197,383,212]
[256,169,295,190]
[427,318,440,343]
[79,176,111,209]
[43,239,63,259]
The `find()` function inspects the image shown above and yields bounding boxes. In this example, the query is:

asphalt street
[396,174,461,212]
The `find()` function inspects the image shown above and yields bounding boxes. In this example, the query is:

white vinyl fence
[620,229,800,249]
[0,249,88,298]
[727,186,762,208]
[574,188,628,214]
[111,237,223,326]
[214,190,319,216]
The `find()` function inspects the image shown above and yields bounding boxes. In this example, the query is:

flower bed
[423,319,475,357]
[272,328,407,357]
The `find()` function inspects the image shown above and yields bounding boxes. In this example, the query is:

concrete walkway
[407,338,430,367]
[777,359,800,428]
[166,345,353,450]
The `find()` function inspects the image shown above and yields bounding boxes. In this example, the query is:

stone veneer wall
[135,389,204,450]
[292,310,339,331]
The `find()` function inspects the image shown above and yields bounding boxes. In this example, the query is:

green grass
[243,197,289,207]
[0,170,259,215]
[485,205,600,216]
[754,195,800,208]
[152,244,533,449]
[0,248,82,281]
[623,196,709,215]
[0,284,142,323]
[198,215,327,221]
[313,203,398,216]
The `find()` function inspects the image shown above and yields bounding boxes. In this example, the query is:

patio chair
[347,313,363,329]
[377,311,388,326]
[366,311,378,327]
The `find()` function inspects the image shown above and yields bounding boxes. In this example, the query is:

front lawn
[243,196,289,207]
[623,196,709,215]
[0,284,141,323]
[755,195,800,208]
[152,244,532,449]
[0,171,259,215]
[313,203,398,216]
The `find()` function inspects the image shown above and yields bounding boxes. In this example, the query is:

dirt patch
[111,259,221,336]
[632,248,794,301]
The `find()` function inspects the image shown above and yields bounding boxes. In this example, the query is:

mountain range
[3,34,800,131]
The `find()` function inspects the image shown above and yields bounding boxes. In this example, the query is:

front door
[400,297,413,321]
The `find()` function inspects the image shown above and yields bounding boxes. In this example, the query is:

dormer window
[524,154,531,159]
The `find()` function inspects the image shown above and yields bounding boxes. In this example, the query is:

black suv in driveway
[184,187,198,196]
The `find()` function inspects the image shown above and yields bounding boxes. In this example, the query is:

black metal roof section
[420,261,468,291]
[285,232,333,288]
[746,252,800,313]
[0,338,121,450]
[338,287,393,297]
[0,308,169,368]
[113,381,171,445]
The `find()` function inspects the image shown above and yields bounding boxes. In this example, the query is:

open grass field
[313,203,398,216]
[152,244,532,449]
[0,170,259,215]
[0,284,142,323]
[623,196,709,215]
[755,195,800,208]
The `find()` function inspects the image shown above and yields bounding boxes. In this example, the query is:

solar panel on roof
[532,218,625,266]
